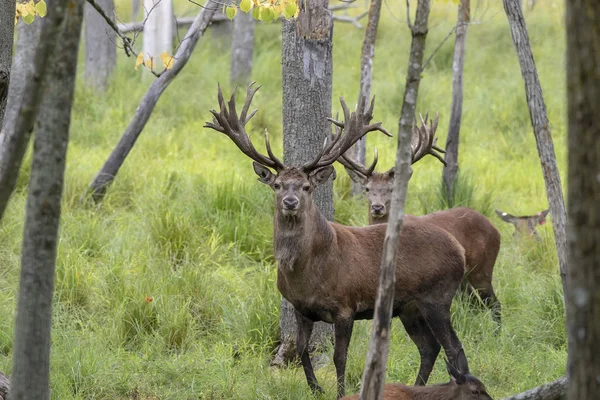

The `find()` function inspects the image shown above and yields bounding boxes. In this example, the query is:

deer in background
[205,83,470,399]
[338,115,502,325]
[495,209,549,239]
[341,350,493,400]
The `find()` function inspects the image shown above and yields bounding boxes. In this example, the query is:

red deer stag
[495,209,549,239]
[204,83,470,399]
[341,349,493,400]
[338,115,502,325]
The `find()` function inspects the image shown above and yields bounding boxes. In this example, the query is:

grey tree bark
[0,6,60,222]
[84,0,116,91]
[565,1,600,398]
[350,0,382,195]
[230,10,255,85]
[272,0,334,366]
[359,1,430,398]
[0,0,16,128]
[86,2,217,202]
[10,0,84,398]
[442,0,469,202]
[501,376,567,400]
[502,0,568,299]
[132,0,141,20]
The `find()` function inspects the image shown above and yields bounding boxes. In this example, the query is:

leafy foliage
[227,0,299,22]
[14,0,46,25]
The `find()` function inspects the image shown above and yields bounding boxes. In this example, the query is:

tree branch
[501,376,567,400]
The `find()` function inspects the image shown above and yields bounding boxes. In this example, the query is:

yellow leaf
[135,52,144,71]
[160,52,174,70]
[225,5,237,20]
[25,0,35,16]
[35,0,47,17]
[240,0,252,13]
[144,57,154,70]
[284,2,296,19]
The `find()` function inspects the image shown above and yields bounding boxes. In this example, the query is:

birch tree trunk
[442,0,469,202]
[84,0,116,91]
[350,0,382,195]
[502,0,568,299]
[230,10,255,85]
[143,0,173,64]
[0,0,16,128]
[272,0,334,366]
[10,0,84,398]
[0,6,60,222]
[359,1,430,398]
[565,1,600,398]
[86,3,216,202]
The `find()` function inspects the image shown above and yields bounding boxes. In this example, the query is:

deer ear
[446,359,467,385]
[253,162,276,186]
[455,348,470,375]
[495,209,517,224]
[344,167,368,186]
[309,165,334,187]
[386,168,395,179]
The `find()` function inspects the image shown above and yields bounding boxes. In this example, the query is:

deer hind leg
[333,316,354,399]
[421,304,468,375]
[468,270,502,326]
[399,311,441,386]
[294,310,323,394]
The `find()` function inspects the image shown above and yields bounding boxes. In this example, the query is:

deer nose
[283,197,299,210]
[371,204,385,215]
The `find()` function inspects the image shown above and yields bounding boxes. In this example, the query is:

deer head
[204,83,391,220]
[495,209,549,239]
[445,349,493,400]
[338,113,446,223]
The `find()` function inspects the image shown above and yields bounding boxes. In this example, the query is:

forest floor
[0,0,567,398]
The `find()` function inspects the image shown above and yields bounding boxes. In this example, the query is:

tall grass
[0,0,568,398]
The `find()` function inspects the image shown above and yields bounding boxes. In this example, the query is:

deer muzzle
[371,203,386,217]
[282,197,299,216]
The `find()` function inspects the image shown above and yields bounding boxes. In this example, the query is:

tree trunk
[565,1,600,398]
[10,0,84,398]
[0,0,16,128]
[350,0,382,195]
[359,1,430,398]
[86,2,216,202]
[0,6,61,222]
[0,371,9,400]
[441,0,469,202]
[84,0,116,91]
[132,0,140,21]
[501,376,567,400]
[502,0,568,299]
[272,0,334,366]
[230,10,255,85]
[143,0,173,63]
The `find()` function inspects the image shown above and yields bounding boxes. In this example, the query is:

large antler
[204,83,285,171]
[337,148,379,178]
[302,96,392,172]
[411,112,446,165]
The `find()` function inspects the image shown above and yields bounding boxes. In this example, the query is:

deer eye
[471,389,479,395]
[365,188,370,192]
[273,183,281,190]
[302,185,310,192]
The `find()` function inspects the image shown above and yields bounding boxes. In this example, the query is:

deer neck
[369,213,389,225]
[273,201,333,273]
[411,381,456,400]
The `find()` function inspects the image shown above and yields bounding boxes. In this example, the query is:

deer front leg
[294,310,323,394]
[333,316,354,399]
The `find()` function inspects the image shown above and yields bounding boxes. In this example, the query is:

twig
[333,10,368,28]
[406,0,412,30]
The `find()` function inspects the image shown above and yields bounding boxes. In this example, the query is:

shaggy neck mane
[273,200,333,272]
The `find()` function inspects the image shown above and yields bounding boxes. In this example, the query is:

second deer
[338,114,502,324]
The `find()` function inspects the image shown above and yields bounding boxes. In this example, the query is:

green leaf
[283,2,296,19]
[240,0,252,13]
[35,0,47,17]
[225,5,237,20]
[260,6,273,22]
[251,6,260,19]
[22,13,35,24]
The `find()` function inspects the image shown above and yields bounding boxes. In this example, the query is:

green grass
[0,0,568,398]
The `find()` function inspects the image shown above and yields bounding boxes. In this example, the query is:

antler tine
[264,129,285,170]
[304,96,391,172]
[410,112,447,166]
[204,84,284,171]
[366,148,379,175]
[240,82,261,123]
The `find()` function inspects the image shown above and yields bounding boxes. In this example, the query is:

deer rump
[277,221,465,323]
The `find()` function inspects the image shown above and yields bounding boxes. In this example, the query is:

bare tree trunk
[359,1,430,398]
[502,0,568,299]
[143,0,173,63]
[272,0,334,366]
[84,0,116,91]
[10,0,84,398]
[350,0,382,195]
[0,0,16,128]
[565,1,600,398]
[0,7,60,222]
[442,0,469,201]
[86,2,217,202]
[230,10,255,85]
[501,376,567,400]
[132,0,141,21]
